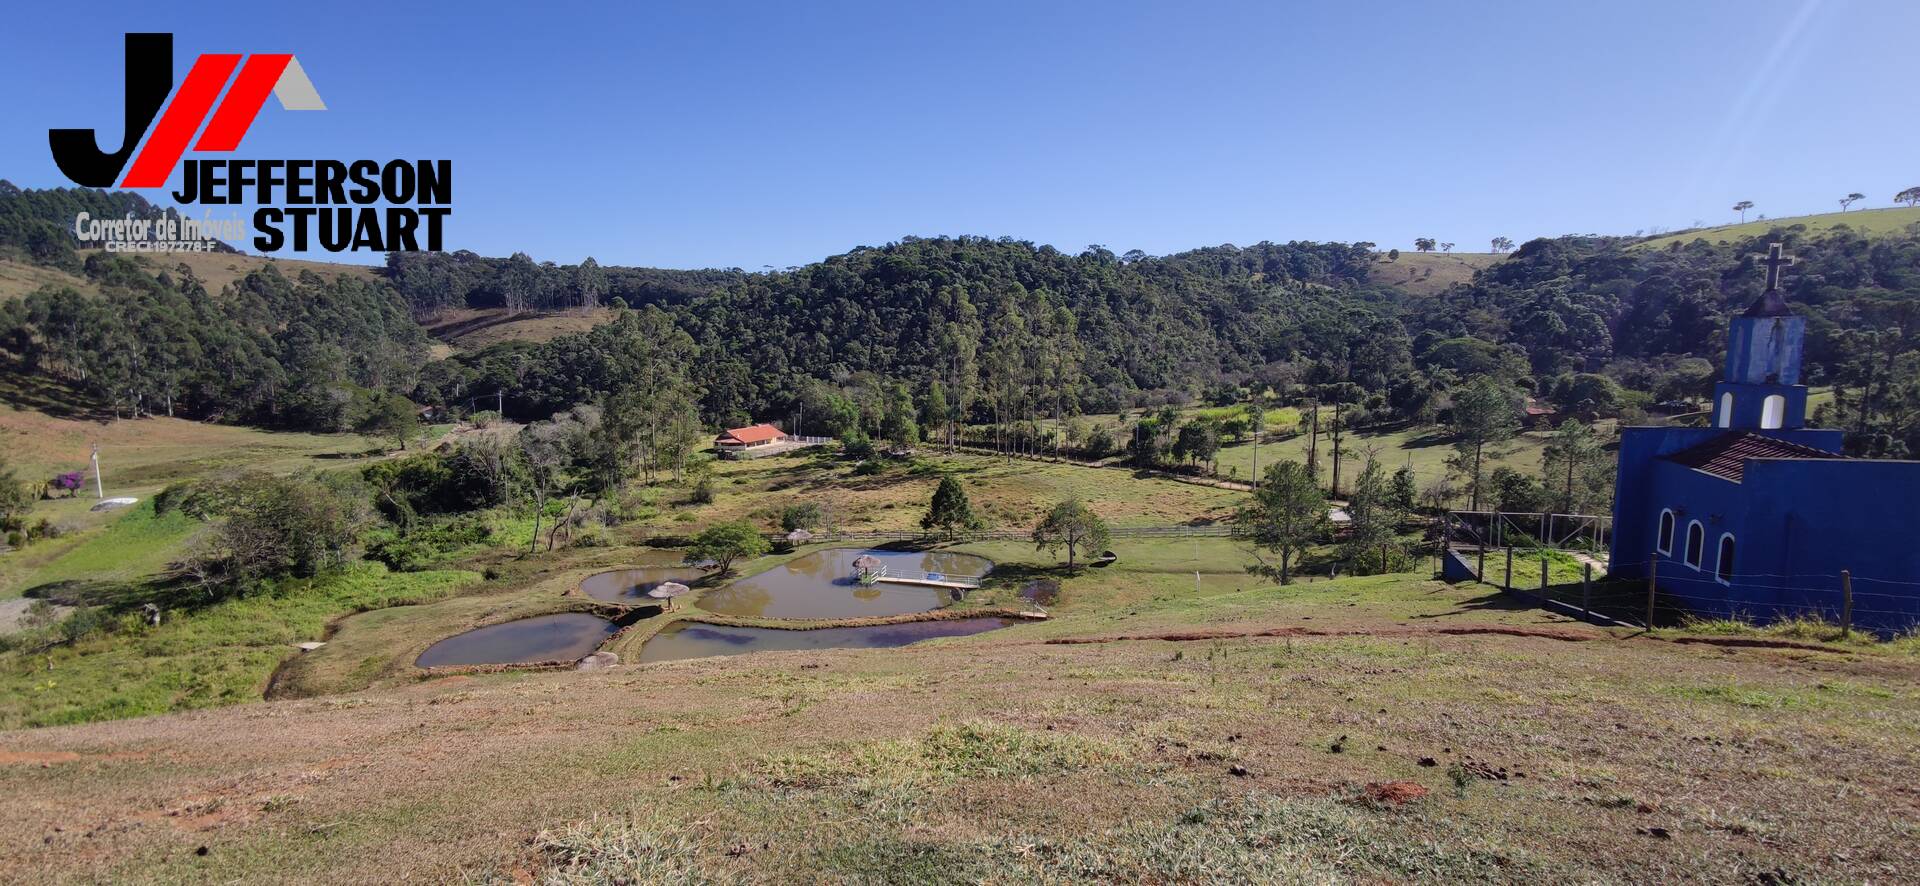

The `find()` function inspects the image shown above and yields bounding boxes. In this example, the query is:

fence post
[1581,562,1592,617]
[1646,557,1657,629]
[1840,569,1853,639]
[1504,546,1513,591]
[1540,551,1549,593]
[1477,547,1486,584]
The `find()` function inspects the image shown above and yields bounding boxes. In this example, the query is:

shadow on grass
[1405,586,1536,619]
[0,365,110,420]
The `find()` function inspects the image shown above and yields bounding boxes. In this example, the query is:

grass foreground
[3,539,1918,882]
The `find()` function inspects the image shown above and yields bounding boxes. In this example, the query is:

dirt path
[0,597,69,634]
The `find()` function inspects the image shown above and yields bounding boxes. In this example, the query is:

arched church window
[1657,509,1675,555]
[1685,521,1704,570]
[1760,395,1785,429]
[1716,534,1735,585]
[1717,393,1733,428]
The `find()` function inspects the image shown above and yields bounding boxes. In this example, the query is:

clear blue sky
[3,0,1914,269]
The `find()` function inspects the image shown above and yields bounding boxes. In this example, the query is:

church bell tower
[1711,243,1807,431]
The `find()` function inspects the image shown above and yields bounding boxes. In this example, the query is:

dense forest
[3,183,1919,459]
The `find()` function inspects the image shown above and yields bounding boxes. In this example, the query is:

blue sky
[2,0,1914,269]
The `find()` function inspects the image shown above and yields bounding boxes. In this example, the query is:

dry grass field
[2,549,1916,883]
[424,307,615,351]
[1369,251,1502,296]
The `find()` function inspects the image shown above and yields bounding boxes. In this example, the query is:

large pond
[415,613,620,668]
[580,564,708,604]
[638,617,1014,663]
[695,548,994,619]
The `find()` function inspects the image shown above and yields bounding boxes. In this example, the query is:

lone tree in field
[1490,236,1514,253]
[1234,460,1328,585]
[1733,200,1754,222]
[1341,459,1406,575]
[1032,500,1110,569]
[1414,237,1437,253]
[357,393,421,452]
[1840,192,1866,212]
[1441,242,1455,254]
[921,475,976,539]
[1447,375,1522,512]
[1898,187,1920,208]
[686,520,768,574]
[0,457,34,526]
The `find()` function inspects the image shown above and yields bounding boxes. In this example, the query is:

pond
[415,613,621,668]
[579,564,708,604]
[637,617,1015,663]
[695,548,994,619]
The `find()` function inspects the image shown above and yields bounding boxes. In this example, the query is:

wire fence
[1454,548,1920,634]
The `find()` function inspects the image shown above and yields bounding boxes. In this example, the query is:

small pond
[638,617,1014,663]
[415,613,620,668]
[580,565,707,604]
[695,548,994,619]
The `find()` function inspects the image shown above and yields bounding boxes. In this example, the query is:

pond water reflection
[579,564,707,604]
[695,548,993,619]
[415,613,620,667]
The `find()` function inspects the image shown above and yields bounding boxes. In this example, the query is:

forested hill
[415,222,1920,456]
[408,237,1401,422]
[4,177,1920,457]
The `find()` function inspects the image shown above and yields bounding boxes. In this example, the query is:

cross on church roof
[1741,242,1797,317]
[1759,242,1795,292]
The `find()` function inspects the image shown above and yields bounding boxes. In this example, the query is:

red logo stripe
[194,54,292,152]
[119,53,241,188]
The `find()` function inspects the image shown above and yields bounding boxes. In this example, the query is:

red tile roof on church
[1664,432,1842,482]
[715,423,785,445]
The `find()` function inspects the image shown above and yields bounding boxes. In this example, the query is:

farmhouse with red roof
[714,423,789,458]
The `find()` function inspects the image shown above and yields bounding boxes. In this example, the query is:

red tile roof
[1663,432,1842,482]
[715,423,786,445]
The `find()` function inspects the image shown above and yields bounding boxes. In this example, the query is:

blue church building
[1609,244,1920,634]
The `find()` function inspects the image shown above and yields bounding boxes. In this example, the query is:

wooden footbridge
[859,566,986,590]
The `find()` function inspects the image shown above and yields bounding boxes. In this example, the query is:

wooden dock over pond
[864,567,985,590]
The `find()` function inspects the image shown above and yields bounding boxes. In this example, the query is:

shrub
[179,473,374,594]
[779,502,822,532]
[839,428,875,460]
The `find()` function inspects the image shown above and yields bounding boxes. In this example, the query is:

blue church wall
[1608,425,1842,581]
[1738,460,1920,634]
[1612,433,1920,635]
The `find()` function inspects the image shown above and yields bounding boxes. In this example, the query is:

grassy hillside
[0,403,426,598]
[0,259,100,301]
[0,562,478,729]
[126,250,378,292]
[0,251,375,302]
[1635,205,1920,251]
[1369,251,1501,296]
[424,306,614,351]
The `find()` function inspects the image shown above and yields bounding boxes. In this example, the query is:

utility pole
[90,444,104,499]
[496,390,504,415]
